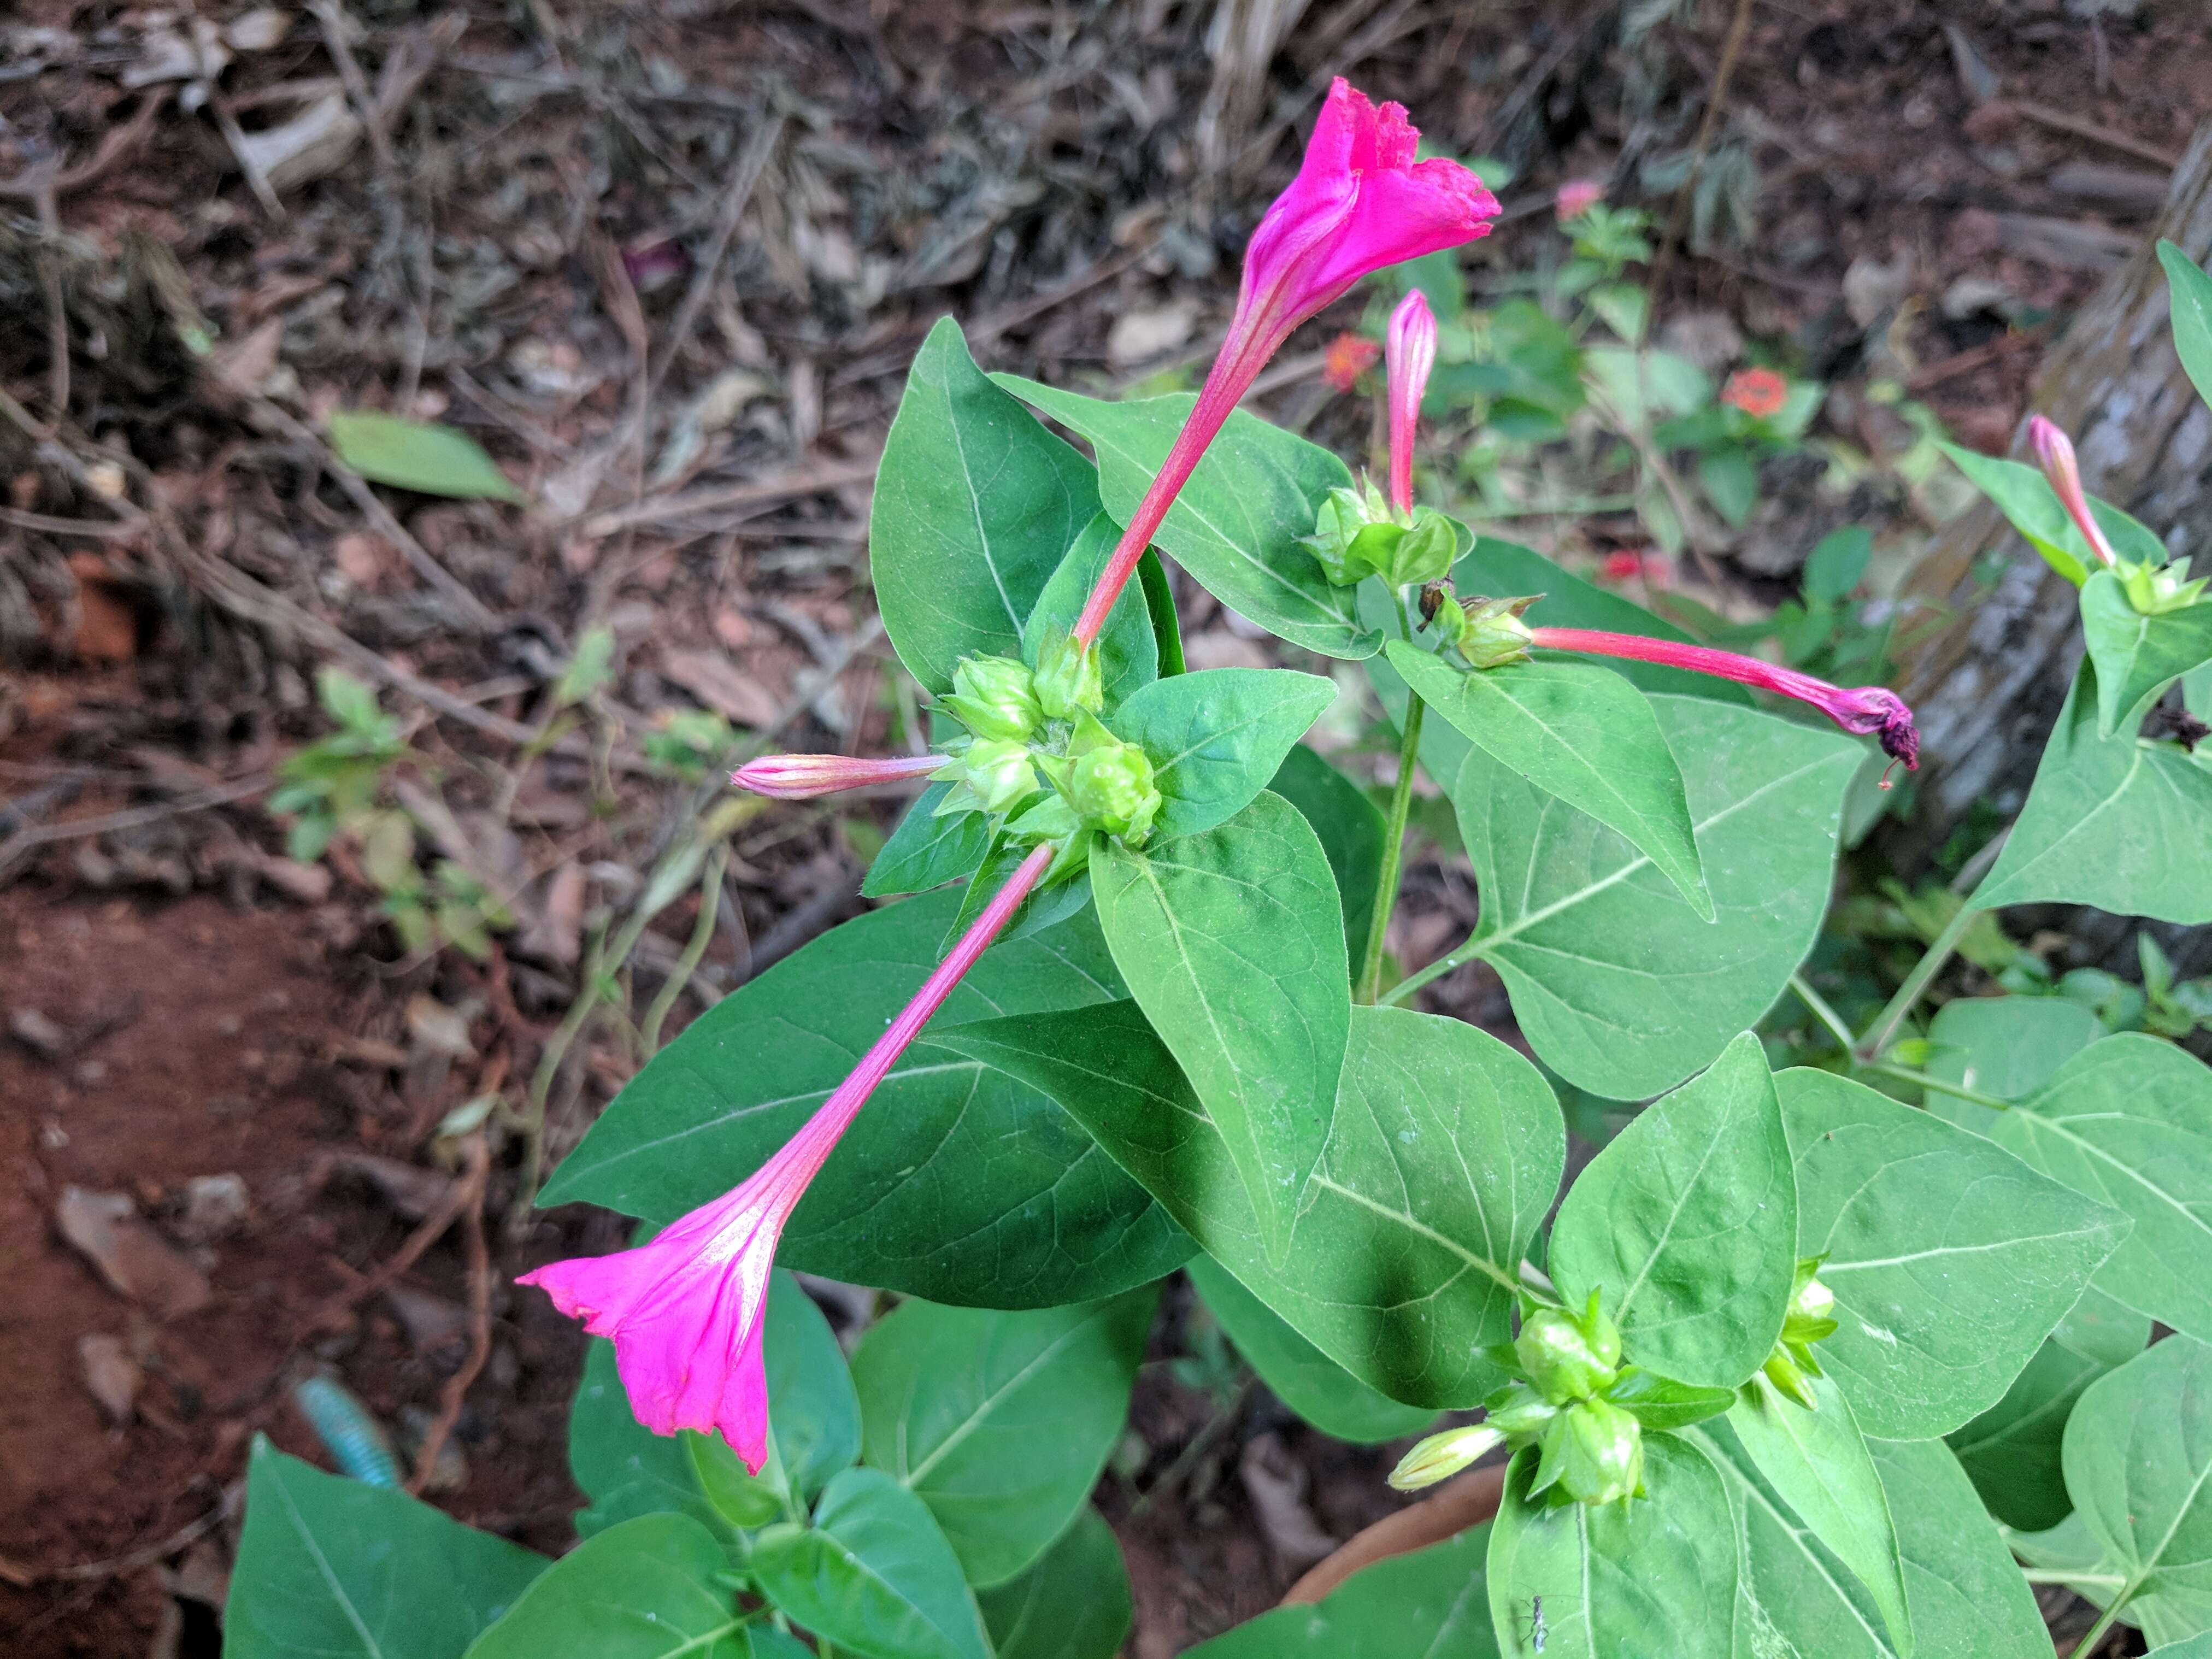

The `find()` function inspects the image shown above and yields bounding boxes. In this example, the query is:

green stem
[1859,1061,2011,1114]
[2018,1570,2127,1590]
[1378,933,1470,1008]
[1358,690,1425,1005]
[1789,972,1856,1054]
[1857,902,1983,1060]
[639,844,730,1057]
[2071,1596,2127,1657]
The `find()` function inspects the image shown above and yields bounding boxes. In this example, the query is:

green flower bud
[1758,1256,1838,1409]
[1456,595,1540,670]
[1039,713,1159,844]
[1482,1384,1560,1440]
[1388,508,1457,587]
[2119,557,2210,616]
[1419,581,1469,648]
[958,737,1039,815]
[1515,1293,1622,1405]
[1550,1398,1644,1507]
[1761,1347,1820,1411]
[1387,1425,1504,1492]
[1032,628,1103,720]
[1303,479,1398,586]
[943,656,1041,741]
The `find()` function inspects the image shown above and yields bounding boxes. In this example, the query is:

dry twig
[405,1136,493,1497]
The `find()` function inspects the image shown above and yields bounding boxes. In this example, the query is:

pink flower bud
[1555,179,1603,223]
[731,752,942,800]
[2027,415,2119,569]
[1385,290,1438,516]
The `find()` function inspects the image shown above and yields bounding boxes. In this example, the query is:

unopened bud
[1039,715,1160,844]
[1762,1348,1820,1411]
[1456,595,1539,669]
[1552,1398,1644,1507]
[1482,1384,1559,1439]
[1389,509,1458,588]
[959,737,1040,815]
[1304,479,1399,587]
[1032,629,1104,720]
[943,656,1042,741]
[1387,1425,1504,1491]
[732,751,943,800]
[2120,558,2210,616]
[1515,1294,1621,1405]
[1793,1273,1834,1325]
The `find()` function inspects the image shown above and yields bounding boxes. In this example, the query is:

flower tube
[1385,289,1438,517]
[519,840,1056,1469]
[731,751,943,799]
[2027,415,2119,570]
[1070,79,1499,647]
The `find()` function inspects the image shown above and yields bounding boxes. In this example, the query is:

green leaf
[1780,1067,2127,1438]
[863,782,991,898]
[1805,527,1873,603]
[1728,1374,1913,1655]
[752,1467,992,1659]
[463,1514,743,1659]
[1268,744,1386,962]
[1975,661,2212,923]
[1446,693,1855,1101]
[1550,1033,1792,1386]
[873,319,1101,692]
[1107,668,1337,843]
[326,410,526,503]
[1090,791,1350,1260]
[1186,1252,1434,1443]
[2064,1335,2212,1645]
[1487,1436,1738,1659]
[1952,1034,2212,1344]
[1923,993,2103,1102]
[936,1002,1560,1409]
[1599,1368,1737,1431]
[542,893,1192,1307]
[993,375,1378,660]
[226,1439,548,1659]
[1186,1526,1496,1658]
[2082,568,2212,736]
[570,1339,740,1545]
[2151,1641,2212,1658]
[975,1507,1133,1659]
[1940,442,2166,587]
[1017,511,1157,711]
[2161,239,2212,413]
[1697,447,1760,528]
[1389,642,1711,917]
[2054,1284,2154,1367]
[1945,1338,2112,1532]
[1139,546,1185,675]
[852,1289,1154,1587]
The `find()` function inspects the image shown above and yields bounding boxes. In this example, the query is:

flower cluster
[1760,1257,1840,1408]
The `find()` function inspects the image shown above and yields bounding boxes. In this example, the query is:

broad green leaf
[570,1339,739,1545]
[1090,791,1349,1260]
[543,893,1192,1307]
[2082,570,2212,737]
[752,1467,991,1659]
[2152,1642,2212,1658]
[1975,661,2212,923]
[1806,527,1874,604]
[1940,442,2164,588]
[689,1270,861,1525]
[852,1290,1154,1587]
[1601,1367,1737,1431]
[1923,993,2103,1102]
[873,319,1101,692]
[1187,1526,1496,1658]
[1390,642,1711,917]
[463,1514,743,1659]
[1551,1033,1794,1388]
[1698,447,1760,527]
[326,410,526,503]
[975,1507,1132,1659]
[1268,743,1386,961]
[1108,669,1338,842]
[2054,1285,2154,1366]
[1868,1438,2050,1658]
[1019,511,1157,713]
[1140,547,1185,674]
[226,1439,548,1659]
[993,375,1378,659]
[1956,1034,2212,1343]
[1186,1252,1434,1443]
[1447,693,1857,1101]
[1487,1436,1737,1659]
[863,782,990,898]
[2064,1335,2212,1645]
[936,1002,1560,1408]
[1780,1067,2127,1438]
[1945,1338,2111,1532]
[2161,240,2212,412]
[1727,1374,1913,1655]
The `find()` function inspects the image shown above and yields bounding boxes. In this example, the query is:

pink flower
[1531,627,1920,770]
[1721,368,1789,420]
[1598,549,1674,587]
[1556,179,1603,223]
[1072,80,1499,646]
[732,752,942,799]
[1320,331,1381,392]
[519,841,1056,1469]
[1385,290,1438,516]
[2027,416,2119,569]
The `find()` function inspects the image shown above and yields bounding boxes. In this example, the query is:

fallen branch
[1279,1462,1507,1606]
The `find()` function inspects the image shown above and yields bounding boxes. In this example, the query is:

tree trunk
[1889,119,2212,963]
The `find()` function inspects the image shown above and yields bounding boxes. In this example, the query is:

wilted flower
[732,752,943,800]
[1320,331,1381,392]
[1721,367,1789,420]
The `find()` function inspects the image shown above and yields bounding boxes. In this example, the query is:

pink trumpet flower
[732,751,942,799]
[1071,79,1499,648]
[1385,289,1438,516]
[2027,415,2120,570]
[1531,627,1921,772]
[519,840,1057,1470]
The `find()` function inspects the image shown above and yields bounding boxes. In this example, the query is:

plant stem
[1858,1061,2012,1114]
[1378,936,1471,1007]
[1857,902,1982,1060]
[2019,1570,2127,1590]
[1358,690,1425,1004]
[2072,1597,2127,1657]
[1789,972,1857,1054]
[639,843,730,1057]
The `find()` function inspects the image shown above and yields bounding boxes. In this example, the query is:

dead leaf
[122,18,229,87]
[9,1008,69,1061]
[515,861,585,966]
[78,1332,143,1424]
[661,649,781,728]
[234,92,361,193]
[384,1285,469,1352]
[405,995,476,1061]
[208,319,284,399]
[56,1187,214,1319]
[311,1151,453,1220]
[223,8,291,51]
[1107,299,1199,367]
[1238,1432,1338,1567]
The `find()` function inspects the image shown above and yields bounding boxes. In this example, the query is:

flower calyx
[1760,1256,1840,1410]
[2117,555,2210,617]
[943,654,1042,742]
[1516,1290,1623,1404]
[1035,711,1161,846]
[1303,479,1458,590]
[1032,628,1105,721]
[1449,592,1541,669]
[936,736,1039,817]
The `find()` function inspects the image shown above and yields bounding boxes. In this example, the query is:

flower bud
[958,737,1040,815]
[943,656,1042,742]
[1761,1346,1820,1411]
[1515,1295,1621,1405]
[1792,1271,1834,1325]
[1390,508,1457,587]
[1456,594,1539,669]
[2120,558,2210,616]
[1304,479,1399,586]
[1032,629,1104,720]
[1387,1424,1504,1491]
[1550,1398,1644,1507]
[1482,1383,1559,1439]
[1039,715,1160,844]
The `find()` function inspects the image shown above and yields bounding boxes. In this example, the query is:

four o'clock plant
[219,84,2212,1659]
